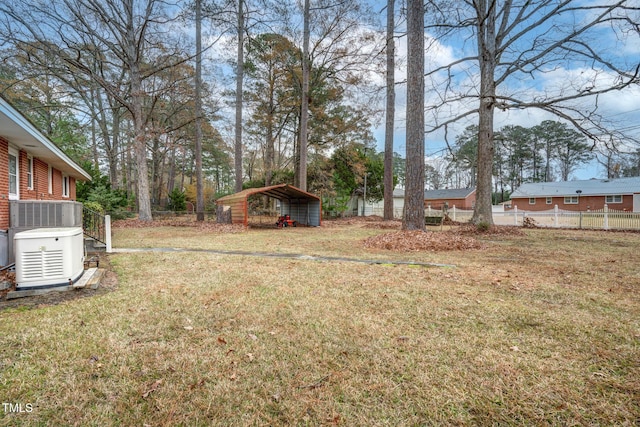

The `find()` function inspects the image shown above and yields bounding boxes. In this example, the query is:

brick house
[509,177,640,212]
[0,95,91,264]
[424,187,476,210]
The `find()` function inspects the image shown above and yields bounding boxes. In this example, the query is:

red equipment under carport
[215,184,321,227]
[276,214,296,228]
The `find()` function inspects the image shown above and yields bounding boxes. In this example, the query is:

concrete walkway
[112,247,455,268]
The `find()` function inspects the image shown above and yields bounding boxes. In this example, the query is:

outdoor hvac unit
[14,227,85,290]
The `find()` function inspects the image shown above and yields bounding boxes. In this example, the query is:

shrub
[168,188,186,212]
[83,200,104,214]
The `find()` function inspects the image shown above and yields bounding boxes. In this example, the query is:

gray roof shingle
[424,188,476,199]
[511,177,640,198]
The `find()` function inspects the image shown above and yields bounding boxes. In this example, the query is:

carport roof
[216,184,320,204]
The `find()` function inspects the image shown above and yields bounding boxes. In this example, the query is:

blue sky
[367,1,640,181]
[207,0,640,182]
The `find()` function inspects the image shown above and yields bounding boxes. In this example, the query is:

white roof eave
[0,97,91,182]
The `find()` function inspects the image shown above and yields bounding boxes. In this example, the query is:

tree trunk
[151,136,162,205]
[265,78,275,187]
[105,106,120,190]
[471,0,496,226]
[402,0,425,231]
[234,0,244,193]
[89,86,99,170]
[128,35,153,219]
[298,0,310,191]
[383,0,395,221]
[167,145,176,194]
[195,0,205,220]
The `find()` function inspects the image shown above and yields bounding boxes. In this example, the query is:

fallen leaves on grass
[323,215,395,228]
[363,230,485,251]
[142,379,163,398]
[113,218,245,233]
[362,220,403,230]
[453,224,526,237]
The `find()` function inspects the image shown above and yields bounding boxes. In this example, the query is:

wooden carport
[215,184,322,227]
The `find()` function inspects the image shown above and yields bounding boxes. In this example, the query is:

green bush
[168,188,186,212]
[109,209,136,220]
[83,200,104,214]
[77,162,130,214]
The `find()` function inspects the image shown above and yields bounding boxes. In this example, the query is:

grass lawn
[1,221,638,425]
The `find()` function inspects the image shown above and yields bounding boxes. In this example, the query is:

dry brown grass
[0,223,638,426]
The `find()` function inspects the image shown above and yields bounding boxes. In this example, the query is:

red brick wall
[0,136,78,229]
[511,195,633,211]
[0,138,8,229]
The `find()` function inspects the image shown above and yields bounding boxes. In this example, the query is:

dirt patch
[0,253,118,311]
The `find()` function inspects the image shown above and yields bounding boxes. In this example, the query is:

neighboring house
[424,187,476,210]
[353,188,405,218]
[509,177,640,212]
[352,187,476,217]
[0,95,91,264]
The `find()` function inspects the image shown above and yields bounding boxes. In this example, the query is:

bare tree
[235,0,245,192]
[195,0,205,220]
[403,0,425,230]
[0,0,194,221]
[383,0,395,221]
[298,0,311,191]
[425,1,640,225]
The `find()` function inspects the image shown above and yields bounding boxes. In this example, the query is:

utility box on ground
[14,227,84,290]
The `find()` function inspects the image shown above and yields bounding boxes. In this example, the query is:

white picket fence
[497,205,640,230]
[367,204,640,231]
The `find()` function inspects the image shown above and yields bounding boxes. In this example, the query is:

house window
[529,198,536,205]
[546,197,552,205]
[27,156,33,190]
[62,175,69,198]
[48,166,53,194]
[564,196,579,204]
[605,195,622,204]
[8,147,19,200]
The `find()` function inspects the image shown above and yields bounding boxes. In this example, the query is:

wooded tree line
[0,0,638,225]
[438,121,595,200]
[0,0,384,218]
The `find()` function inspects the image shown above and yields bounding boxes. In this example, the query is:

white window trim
[62,175,69,198]
[8,147,19,200]
[27,155,33,190]
[605,195,622,204]
[546,197,552,205]
[564,196,579,204]
[529,197,536,205]
[48,166,53,194]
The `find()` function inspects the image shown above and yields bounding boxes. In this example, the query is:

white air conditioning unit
[14,227,85,290]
